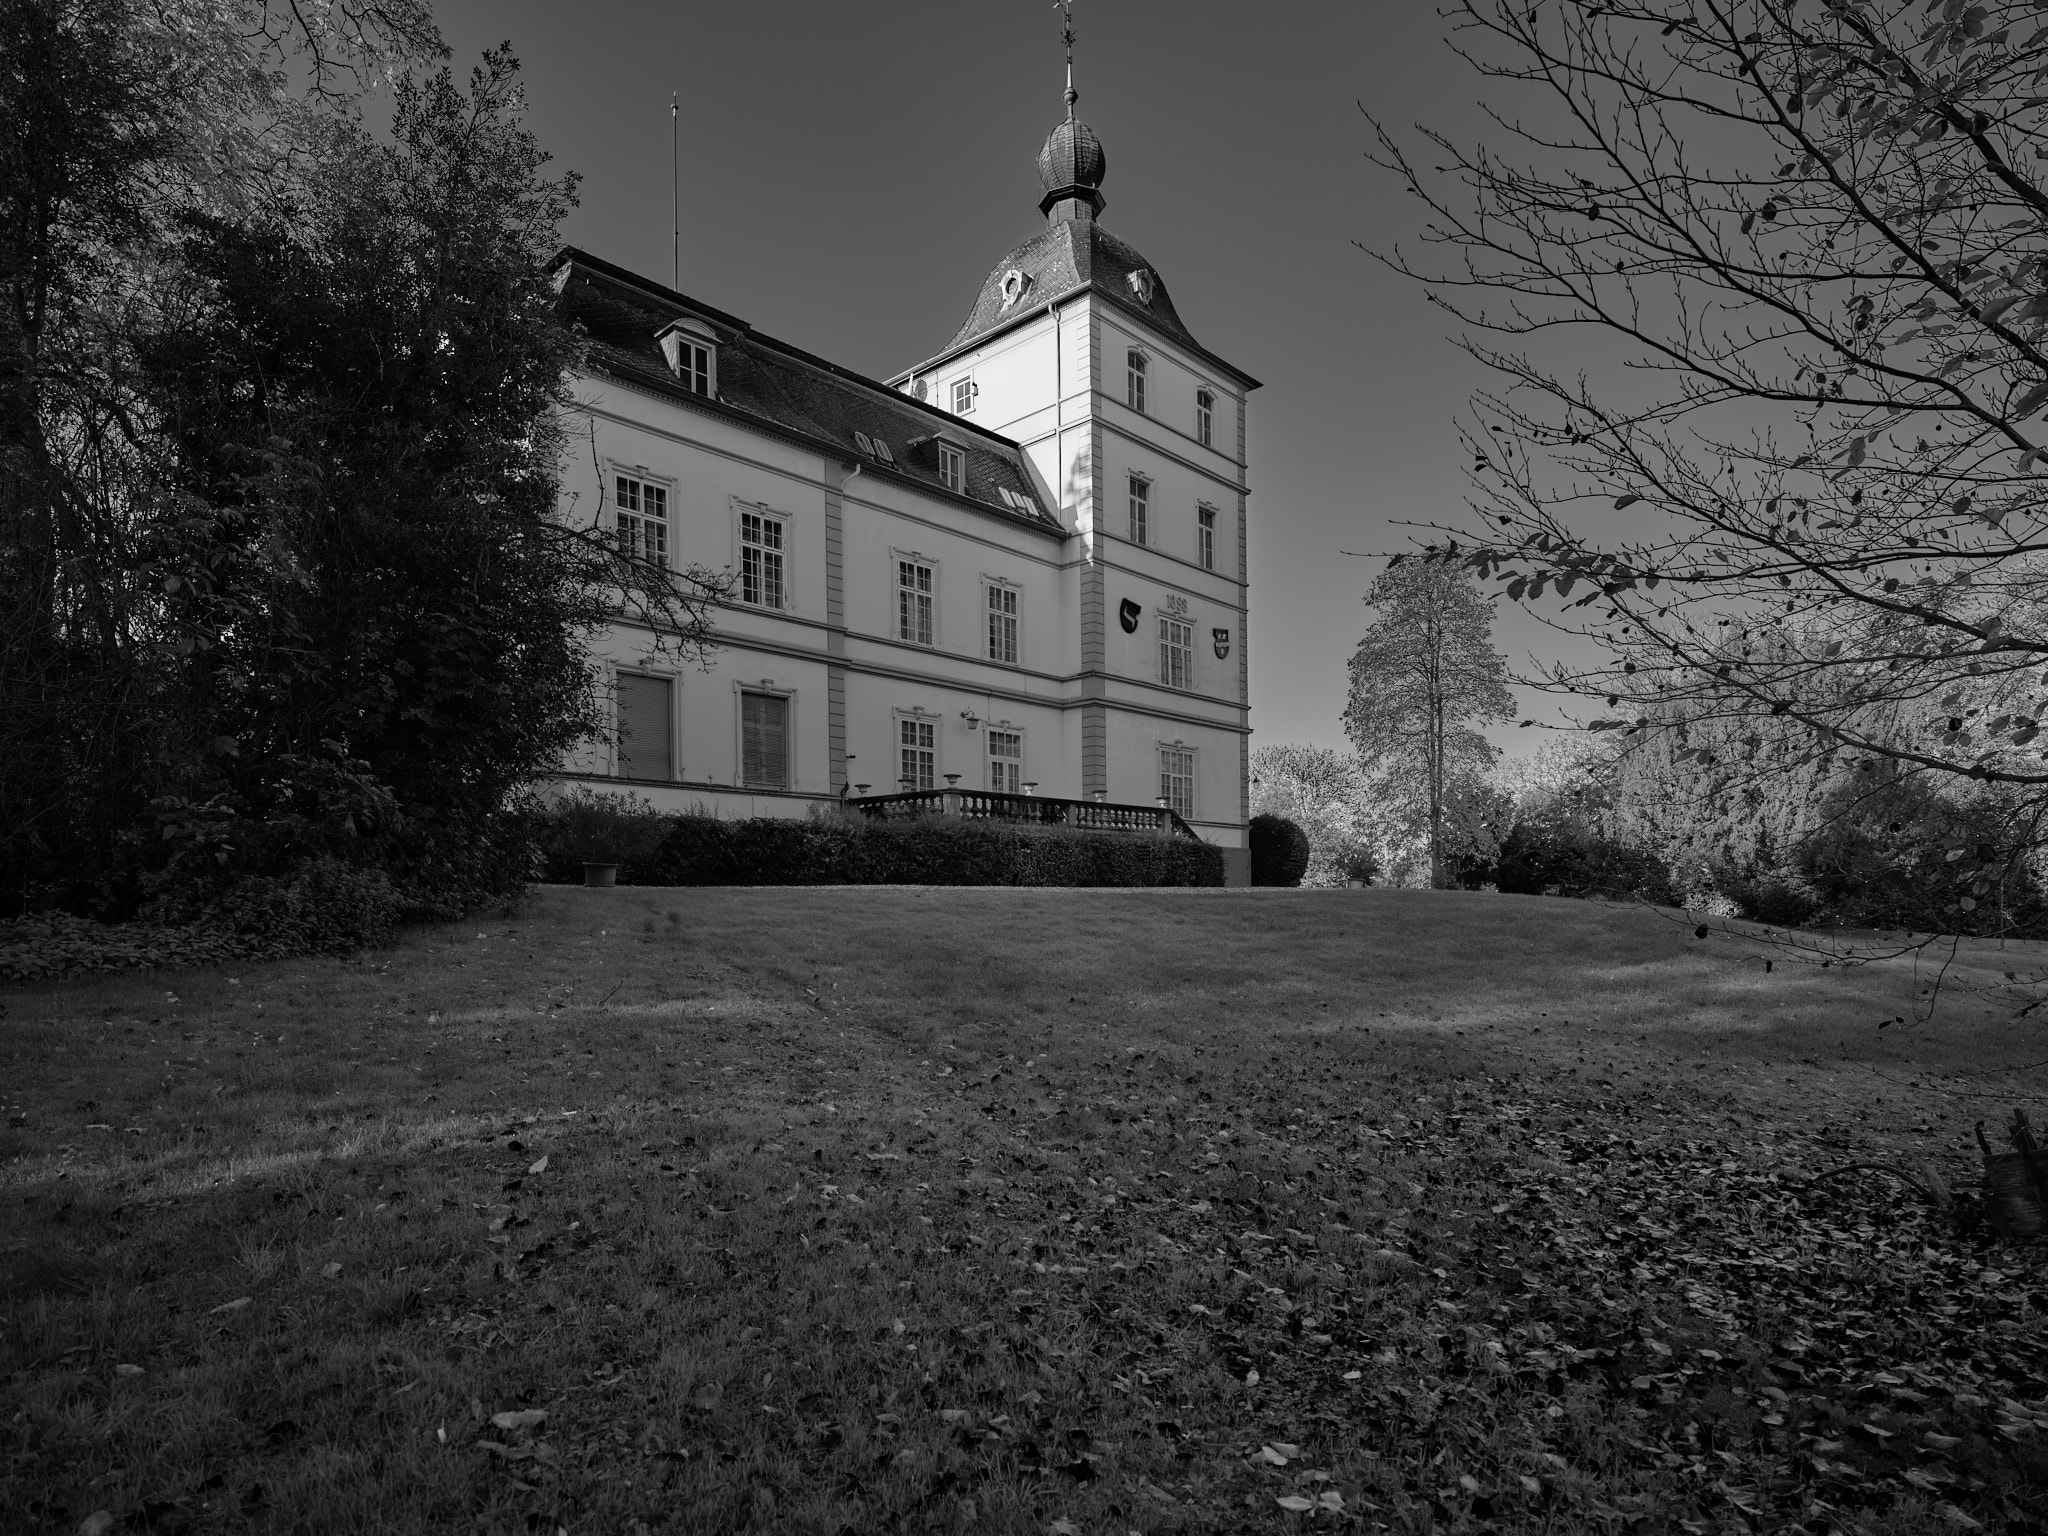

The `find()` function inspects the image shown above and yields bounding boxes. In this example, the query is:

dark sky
[432,0,1574,754]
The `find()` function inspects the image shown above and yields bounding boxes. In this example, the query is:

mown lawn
[3,887,2045,1535]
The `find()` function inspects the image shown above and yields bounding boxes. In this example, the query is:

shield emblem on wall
[1213,627,1232,659]
[1118,598,1142,633]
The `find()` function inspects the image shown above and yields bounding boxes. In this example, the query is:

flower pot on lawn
[583,862,619,888]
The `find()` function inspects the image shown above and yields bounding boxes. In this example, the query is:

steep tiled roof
[919,219,1259,390]
[552,249,1065,537]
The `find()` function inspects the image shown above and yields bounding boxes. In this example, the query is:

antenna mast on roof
[1056,0,1076,117]
[670,92,680,289]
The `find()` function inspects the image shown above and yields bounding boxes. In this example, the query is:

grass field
[3,887,2045,1535]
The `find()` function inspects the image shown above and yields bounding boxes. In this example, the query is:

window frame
[1127,474,1151,546]
[983,578,1021,666]
[896,554,937,648]
[612,667,676,782]
[657,320,717,397]
[1126,349,1148,413]
[737,503,789,610]
[1158,742,1197,819]
[894,710,938,791]
[1196,388,1215,447]
[985,725,1024,794]
[951,376,978,415]
[1198,504,1217,571]
[937,439,965,494]
[1158,612,1195,692]
[614,472,670,568]
[736,686,793,791]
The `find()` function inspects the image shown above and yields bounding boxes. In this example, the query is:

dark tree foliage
[1,19,718,931]
[0,0,187,914]
[1249,814,1311,888]
[1494,820,1680,906]
[1793,769,2047,935]
[130,54,608,920]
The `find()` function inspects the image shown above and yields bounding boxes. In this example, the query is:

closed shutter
[616,674,672,781]
[742,692,788,789]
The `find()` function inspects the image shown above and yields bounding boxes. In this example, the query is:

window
[938,441,964,494]
[1159,614,1194,691]
[678,340,711,396]
[1127,475,1150,545]
[616,476,668,566]
[739,509,785,608]
[1196,389,1214,447]
[1159,746,1195,819]
[986,583,1019,664]
[897,558,934,646]
[615,673,672,781]
[1126,350,1147,412]
[740,691,788,789]
[952,377,977,415]
[659,324,714,396]
[987,729,1022,794]
[1198,505,1217,571]
[899,717,935,790]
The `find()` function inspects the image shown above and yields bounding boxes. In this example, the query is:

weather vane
[1056,0,1076,117]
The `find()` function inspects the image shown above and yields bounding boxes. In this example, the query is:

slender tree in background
[1374,0,2048,930]
[1344,560,1515,888]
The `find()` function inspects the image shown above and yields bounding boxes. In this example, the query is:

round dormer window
[1126,268,1155,305]
[999,268,1031,309]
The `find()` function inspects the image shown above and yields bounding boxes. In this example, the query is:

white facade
[549,111,1257,880]
[894,294,1252,827]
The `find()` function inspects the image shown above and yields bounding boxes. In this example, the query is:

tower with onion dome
[888,18,1257,878]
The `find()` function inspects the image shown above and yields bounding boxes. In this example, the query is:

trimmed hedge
[635,814,1225,887]
[1249,815,1311,887]
[529,786,676,885]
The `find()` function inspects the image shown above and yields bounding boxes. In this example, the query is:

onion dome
[1037,112,1106,224]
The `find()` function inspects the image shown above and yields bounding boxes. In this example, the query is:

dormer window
[1196,389,1215,447]
[952,377,978,415]
[938,440,965,494]
[1126,350,1147,413]
[656,320,715,397]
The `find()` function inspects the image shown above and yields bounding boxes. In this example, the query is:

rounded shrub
[1249,814,1311,887]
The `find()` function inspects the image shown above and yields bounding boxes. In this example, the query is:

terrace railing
[852,787,1198,840]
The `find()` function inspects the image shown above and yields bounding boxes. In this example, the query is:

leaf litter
[9,899,2046,1534]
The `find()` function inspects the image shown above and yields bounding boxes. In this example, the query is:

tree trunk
[1428,697,1445,889]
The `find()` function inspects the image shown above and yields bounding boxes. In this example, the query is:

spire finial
[1057,0,1076,117]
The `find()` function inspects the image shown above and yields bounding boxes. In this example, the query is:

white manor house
[550,101,1259,882]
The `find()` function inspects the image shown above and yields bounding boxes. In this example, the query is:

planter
[582,862,619,889]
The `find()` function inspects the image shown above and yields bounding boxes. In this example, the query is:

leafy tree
[1,9,722,927]
[1250,743,1374,886]
[1376,0,2048,926]
[0,0,440,914]
[1343,560,1515,887]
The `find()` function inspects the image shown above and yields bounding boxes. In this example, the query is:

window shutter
[616,674,672,781]
[742,693,788,789]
